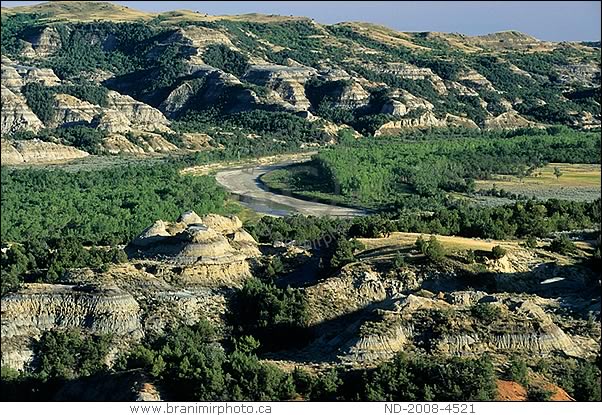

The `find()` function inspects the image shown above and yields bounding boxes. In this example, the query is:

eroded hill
[1,1,600,163]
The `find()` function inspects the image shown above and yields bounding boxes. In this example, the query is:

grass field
[475,163,601,201]
[357,232,518,253]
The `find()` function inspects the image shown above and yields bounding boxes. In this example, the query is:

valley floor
[214,161,367,218]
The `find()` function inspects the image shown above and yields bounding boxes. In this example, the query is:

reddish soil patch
[496,379,574,401]
[497,380,527,401]
[547,384,574,401]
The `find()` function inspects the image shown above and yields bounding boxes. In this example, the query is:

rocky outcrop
[555,63,600,86]
[328,292,591,366]
[1,283,143,370]
[127,212,260,288]
[102,134,146,155]
[104,91,171,132]
[244,65,317,111]
[369,63,448,95]
[51,93,100,128]
[0,85,44,135]
[160,79,204,116]
[0,139,25,164]
[1,139,89,165]
[304,264,409,325]
[25,26,62,57]
[389,89,435,112]
[444,113,480,129]
[445,80,479,96]
[484,110,544,130]
[1,63,25,92]
[181,132,212,150]
[1,57,171,137]
[371,62,434,80]
[332,81,371,109]
[458,69,496,90]
[162,67,261,115]
[374,111,446,135]
[380,100,408,116]
[126,133,179,153]
[149,26,235,62]
[23,68,61,86]
[2,57,60,90]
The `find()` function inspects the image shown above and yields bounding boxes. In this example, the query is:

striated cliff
[0,85,44,135]
[1,138,89,164]
[304,263,414,325]
[1,283,143,370]
[1,3,598,150]
[127,211,260,288]
[0,212,260,372]
[318,292,597,367]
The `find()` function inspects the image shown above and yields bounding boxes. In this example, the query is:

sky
[1,1,600,41]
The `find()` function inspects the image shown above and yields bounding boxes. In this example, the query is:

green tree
[549,234,577,254]
[203,44,250,77]
[415,235,428,255]
[229,278,309,351]
[329,238,364,269]
[491,245,507,260]
[527,385,553,401]
[425,235,445,263]
[506,355,529,386]
[34,330,111,381]
[471,303,501,324]
[553,167,563,180]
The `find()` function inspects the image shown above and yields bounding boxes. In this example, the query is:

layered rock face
[50,93,101,128]
[1,213,260,372]
[1,284,143,370]
[23,26,63,58]
[484,110,544,130]
[555,63,601,86]
[161,67,260,116]
[244,65,318,111]
[327,292,594,366]
[0,85,44,135]
[103,91,170,132]
[374,111,447,135]
[304,263,413,325]
[1,139,89,165]
[374,107,539,134]
[128,212,260,288]
[102,132,178,154]
[1,11,599,146]
[1,57,171,140]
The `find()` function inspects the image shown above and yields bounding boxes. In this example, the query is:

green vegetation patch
[1,164,228,245]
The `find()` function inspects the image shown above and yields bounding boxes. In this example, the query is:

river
[215,160,366,218]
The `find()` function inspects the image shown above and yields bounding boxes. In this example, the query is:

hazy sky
[1,1,600,41]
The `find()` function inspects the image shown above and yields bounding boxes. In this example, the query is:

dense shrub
[34,329,112,381]
[203,44,250,77]
[491,245,507,259]
[471,303,501,324]
[549,234,577,254]
[120,321,295,401]
[361,353,497,401]
[1,164,228,245]
[21,82,56,124]
[229,278,310,351]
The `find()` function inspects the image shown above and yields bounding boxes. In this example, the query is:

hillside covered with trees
[1,1,600,161]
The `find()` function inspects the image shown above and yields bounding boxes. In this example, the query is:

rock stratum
[0,212,259,371]
[1,1,600,162]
